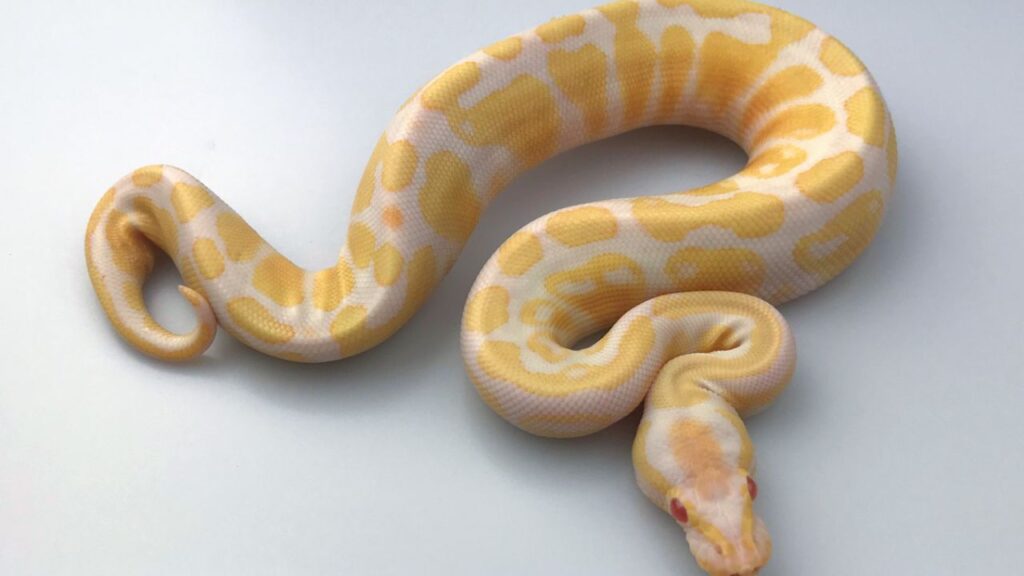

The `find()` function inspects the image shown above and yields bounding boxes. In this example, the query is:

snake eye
[670,498,689,524]
[747,476,758,500]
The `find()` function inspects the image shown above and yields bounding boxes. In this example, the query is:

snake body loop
[85,1,895,573]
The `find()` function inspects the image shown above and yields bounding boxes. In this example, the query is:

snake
[84,0,895,573]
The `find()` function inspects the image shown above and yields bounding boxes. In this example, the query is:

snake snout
[687,515,771,576]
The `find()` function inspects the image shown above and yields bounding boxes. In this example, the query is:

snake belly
[85,1,895,574]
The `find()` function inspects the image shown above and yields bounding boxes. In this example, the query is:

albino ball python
[85,0,895,573]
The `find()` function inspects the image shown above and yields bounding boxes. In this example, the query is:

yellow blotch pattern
[497,231,543,277]
[548,44,609,137]
[752,104,836,148]
[744,145,807,179]
[353,136,386,213]
[120,281,146,313]
[886,122,899,184]
[632,420,673,497]
[192,238,225,280]
[657,26,695,120]
[598,1,657,127]
[527,332,572,363]
[665,247,766,294]
[794,190,885,281]
[381,140,418,192]
[633,193,785,243]
[695,10,814,118]
[546,206,618,247]
[382,206,404,230]
[372,243,404,286]
[684,179,740,196]
[330,305,369,352]
[227,297,295,344]
[347,222,377,268]
[476,316,656,400]
[253,254,305,307]
[331,247,437,356]
[742,66,823,134]
[820,37,864,76]
[312,262,353,312]
[132,196,179,258]
[171,182,215,223]
[131,165,163,187]
[521,298,582,337]
[424,61,561,168]
[535,14,587,43]
[483,37,523,61]
[796,151,864,203]
[464,286,511,334]
[104,210,153,276]
[217,213,263,262]
[670,419,727,478]
[419,151,481,244]
[421,61,482,109]
[86,187,117,238]
[845,87,886,147]
[545,253,645,327]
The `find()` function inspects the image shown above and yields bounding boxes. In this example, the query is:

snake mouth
[685,516,772,576]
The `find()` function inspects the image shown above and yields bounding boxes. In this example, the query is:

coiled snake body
[85,1,895,573]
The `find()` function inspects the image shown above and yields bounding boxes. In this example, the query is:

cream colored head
[666,470,769,576]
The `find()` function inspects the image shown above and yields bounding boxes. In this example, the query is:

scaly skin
[84,1,895,573]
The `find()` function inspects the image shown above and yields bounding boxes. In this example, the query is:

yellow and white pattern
[85,0,894,573]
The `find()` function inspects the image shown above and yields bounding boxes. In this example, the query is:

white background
[2,1,1023,574]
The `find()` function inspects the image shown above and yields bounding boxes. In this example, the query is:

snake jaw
[685,514,771,576]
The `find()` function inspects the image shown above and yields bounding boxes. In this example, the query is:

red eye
[747,476,758,500]
[670,498,689,524]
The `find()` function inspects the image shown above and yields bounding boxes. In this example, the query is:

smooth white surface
[2,1,1023,574]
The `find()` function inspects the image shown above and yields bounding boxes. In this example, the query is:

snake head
[666,471,770,576]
